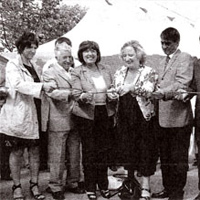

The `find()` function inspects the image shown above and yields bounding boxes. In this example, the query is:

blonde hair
[120,40,146,65]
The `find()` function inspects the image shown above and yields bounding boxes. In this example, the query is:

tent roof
[36,0,200,60]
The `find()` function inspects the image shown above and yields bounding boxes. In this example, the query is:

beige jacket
[0,56,43,139]
[71,64,116,120]
[157,50,193,128]
[42,62,74,132]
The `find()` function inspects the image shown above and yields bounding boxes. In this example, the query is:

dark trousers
[39,131,48,171]
[0,133,11,179]
[197,139,200,190]
[157,125,192,198]
[73,106,113,192]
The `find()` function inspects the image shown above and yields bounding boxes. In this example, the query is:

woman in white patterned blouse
[112,40,159,200]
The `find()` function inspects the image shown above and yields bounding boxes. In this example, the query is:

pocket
[10,94,33,136]
[72,101,94,119]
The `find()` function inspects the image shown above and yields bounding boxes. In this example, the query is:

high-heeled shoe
[139,188,151,200]
[12,184,25,200]
[100,189,111,199]
[87,191,97,200]
[30,181,45,200]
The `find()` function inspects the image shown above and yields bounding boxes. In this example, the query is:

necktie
[164,55,170,71]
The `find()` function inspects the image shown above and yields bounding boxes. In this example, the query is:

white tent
[37,0,200,60]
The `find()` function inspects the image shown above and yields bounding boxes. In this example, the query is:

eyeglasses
[161,41,173,46]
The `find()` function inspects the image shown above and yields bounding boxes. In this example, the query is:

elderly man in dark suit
[151,27,194,200]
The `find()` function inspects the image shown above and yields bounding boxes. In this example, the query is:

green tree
[0,0,87,52]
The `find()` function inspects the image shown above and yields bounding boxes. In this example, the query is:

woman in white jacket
[0,31,55,200]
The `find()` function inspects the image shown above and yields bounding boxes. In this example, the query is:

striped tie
[164,55,170,71]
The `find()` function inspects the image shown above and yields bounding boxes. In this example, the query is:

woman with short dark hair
[71,40,118,200]
[0,31,55,200]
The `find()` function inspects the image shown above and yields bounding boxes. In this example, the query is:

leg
[194,127,200,199]
[39,131,48,171]
[94,106,111,198]
[29,145,45,200]
[169,126,191,199]
[152,127,170,199]
[48,130,68,193]
[66,129,81,189]
[158,127,172,192]
[74,116,96,192]
[29,145,40,183]
[9,147,25,199]
[140,176,151,200]
[0,134,11,180]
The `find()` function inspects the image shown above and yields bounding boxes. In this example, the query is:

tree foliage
[0,0,87,52]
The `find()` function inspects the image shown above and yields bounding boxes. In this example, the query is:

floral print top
[113,65,158,121]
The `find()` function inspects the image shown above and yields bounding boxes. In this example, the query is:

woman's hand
[107,88,119,101]
[80,91,93,103]
[117,84,131,96]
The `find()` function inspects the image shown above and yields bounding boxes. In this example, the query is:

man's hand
[151,89,164,100]
[174,89,191,102]
[0,86,8,98]
[0,99,6,107]
[43,82,57,93]
[48,89,71,101]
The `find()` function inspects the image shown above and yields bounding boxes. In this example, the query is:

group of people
[0,26,200,200]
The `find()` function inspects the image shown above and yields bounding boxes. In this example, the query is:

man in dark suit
[151,27,194,200]
[189,53,200,200]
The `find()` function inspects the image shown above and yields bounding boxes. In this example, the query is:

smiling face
[121,46,139,69]
[56,49,73,71]
[21,43,37,61]
[82,48,98,65]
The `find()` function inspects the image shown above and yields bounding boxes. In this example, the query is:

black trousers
[73,106,114,192]
[157,125,192,198]
[0,133,11,179]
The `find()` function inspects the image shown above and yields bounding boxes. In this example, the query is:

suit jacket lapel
[54,64,72,88]
[160,50,180,80]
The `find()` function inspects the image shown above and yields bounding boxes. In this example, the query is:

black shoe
[46,187,53,193]
[1,174,12,180]
[193,160,198,166]
[78,181,85,190]
[66,186,85,194]
[100,189,111,199]
[152,189,169,198]
[52,191,65,200]
[194,193,200,200]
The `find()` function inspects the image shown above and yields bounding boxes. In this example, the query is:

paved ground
[0,162,199,200]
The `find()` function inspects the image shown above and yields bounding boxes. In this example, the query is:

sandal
[30,181,45,200]
[12,184,25,200]
[87,191,97,200]
[100,189,111,199]
[140,188,151,200]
